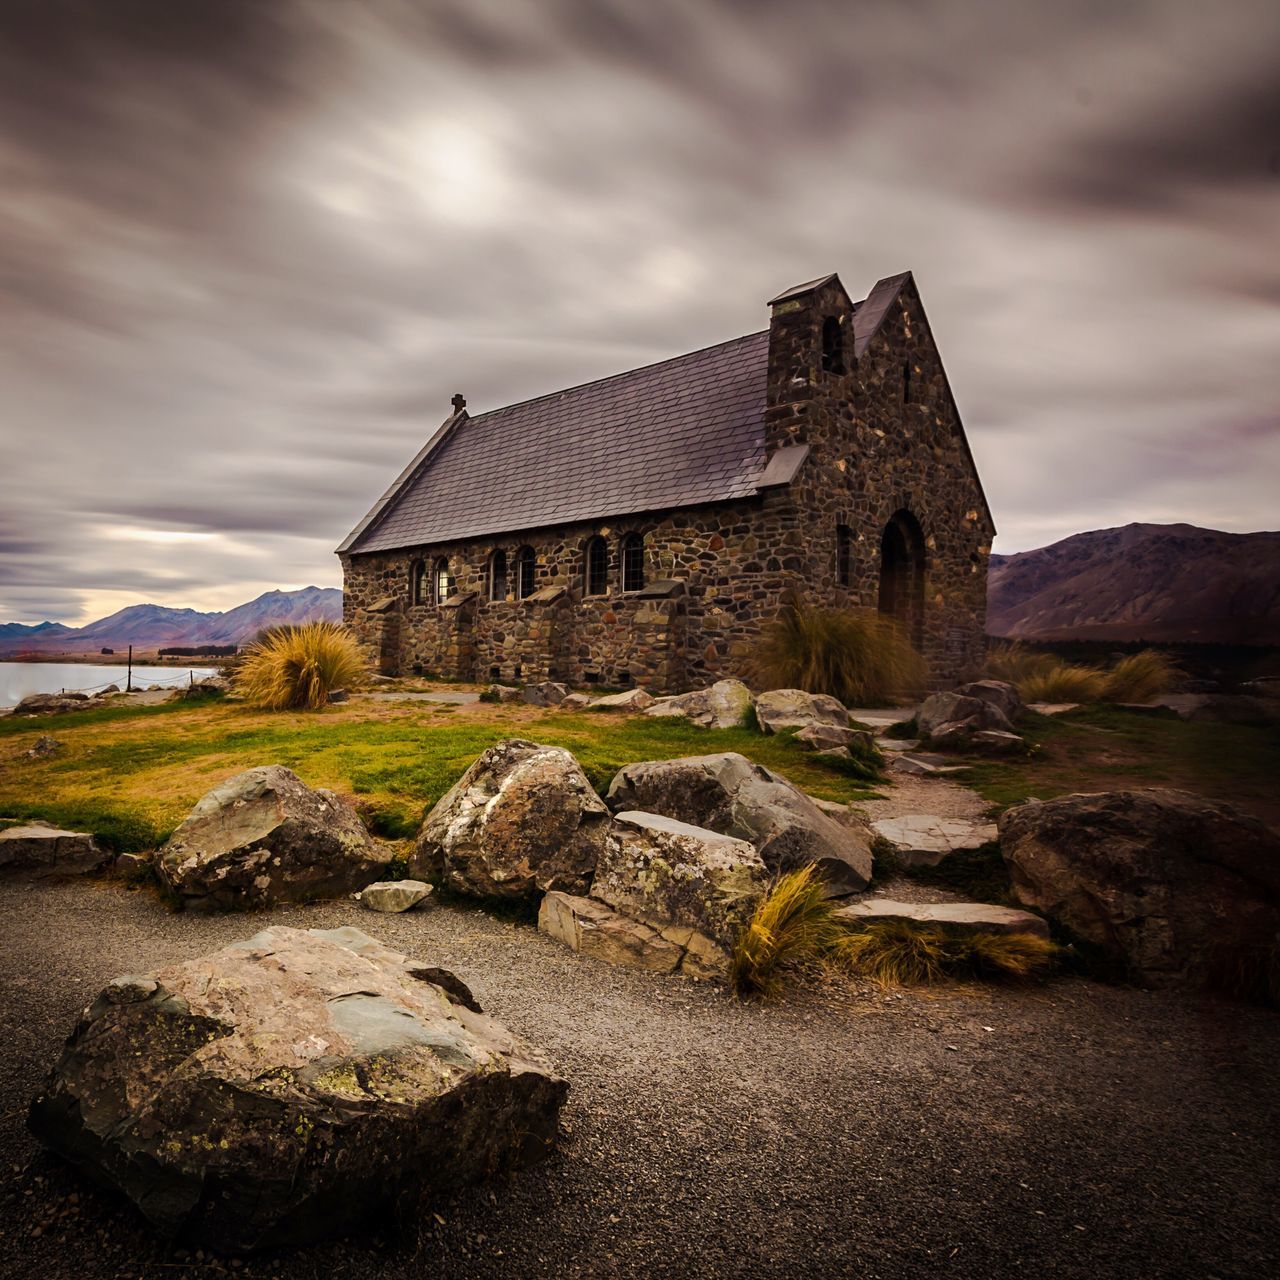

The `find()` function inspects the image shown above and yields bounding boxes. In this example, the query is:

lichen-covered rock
[999,788,1280,986]
[355,880,434,913]
[413,740,609,898]
[792,723,879,755]
[155,766,389,911]
[539,891,684,973]
[755,688,849,735]
[0,822,105,878]
[607,753,872,893]
[642,678,755,730]
[871,814,999,869]
[9,693,89,716]
[27,926,567,1252]
[488,684,522,703]
[590,812,768,972]
[24,735,64,759]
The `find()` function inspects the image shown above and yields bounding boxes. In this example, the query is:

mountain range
[0,587,342,654]
[3,524,1277,654]
[988,524,1280,645]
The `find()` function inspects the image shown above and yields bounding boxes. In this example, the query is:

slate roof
[340,272,920,555]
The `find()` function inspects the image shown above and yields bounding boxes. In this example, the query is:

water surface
[0,662,217,709]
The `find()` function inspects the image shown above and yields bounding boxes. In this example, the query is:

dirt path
[855,771,993,823]
[1,878,1276,1280]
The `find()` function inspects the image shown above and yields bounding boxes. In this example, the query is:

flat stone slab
[878,738,921,753]
[1027,702,1081,716]
[872,814,998,867]
[846,709,911,731]
[833,897,1050,938]
[0,822,103,877]
[355,880,434,913]
[889,755,965,777]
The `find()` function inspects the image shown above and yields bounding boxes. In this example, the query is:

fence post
[127,645,133,693]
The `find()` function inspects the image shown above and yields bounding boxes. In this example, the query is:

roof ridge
[466,328,770,424]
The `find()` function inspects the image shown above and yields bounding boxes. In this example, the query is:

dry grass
[984,641,1057,687]
[234,621,367,711]
[730,865,843,998]
[835,920,1060,985]
[1100,649,1181,703]
[749,593,927,706]
[1017,663,1108,704]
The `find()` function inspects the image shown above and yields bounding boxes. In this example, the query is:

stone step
[871,814,998,868]
[833,897,1049,939]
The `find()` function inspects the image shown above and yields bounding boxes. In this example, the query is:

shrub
[235,621,367,711]
[749,593,927,706]
[1017,662,1108,705]
[731,864,843,998]
[835,920,1059,985]
[984,641,1056,687]
[1101,649,1180,703]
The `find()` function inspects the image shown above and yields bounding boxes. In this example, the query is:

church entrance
[877,510,926,649]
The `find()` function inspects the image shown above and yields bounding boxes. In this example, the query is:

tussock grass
[1100,649,1181,703]
[1017,663,1108,705]
[984,641,1057,687]
[731,865,843,998]
[235,622,367,711]
[750,593,927,706]
[835,920,1060,985]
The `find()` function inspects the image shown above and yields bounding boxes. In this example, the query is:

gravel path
[1,877,1277,1280]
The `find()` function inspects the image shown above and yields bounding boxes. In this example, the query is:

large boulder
[754,688,849,735]
[28,926,566,1252]
[10,693,88,716]
[413,740,609,898]
[917,688,1015,742]
[642,678,755,730]
[540,891,691,974]
[522,681,568,707]
[606,752,873,892]
[953,679,1022,724]
[588,687,656,712]
[871,814,999,870]
[156,766,389,911]
[0,822,105,878]
[592,811,769,966]
[999,789,1280,986]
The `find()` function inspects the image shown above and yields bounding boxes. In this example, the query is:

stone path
[870,814,998,868]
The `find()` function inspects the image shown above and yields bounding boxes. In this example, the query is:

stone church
[338,270,994,692]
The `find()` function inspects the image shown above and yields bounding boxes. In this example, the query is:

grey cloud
[0,0,1277,624]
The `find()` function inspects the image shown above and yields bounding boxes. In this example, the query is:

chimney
[764,272,854,452]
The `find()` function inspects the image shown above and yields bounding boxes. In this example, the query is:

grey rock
[522,681,569,707]
[0,823,105,878]
[917,689,1014,741]
[102,975,158,1004]
[888,754,965,776]
[356,879,434,913]
[27,926,567,1252]
[560,692,592,710]
[24,735,64,759]
[607,752,872,892]
[413,740,609,899]
[833,897,1049,939]
[1000,788,1280,986]
[327,688,349,703]
[592,811,768,964]
[971,729,1026,753]
[872,814,999,869]
[488,684,523,703]
[755,688,849,735]
[1026,702,1081,716]
[878,737,921,753]
[642,678,755,730]
[588,687,656,711]
[10,693,87,716]
[793,722,878,754]
[953,679,1022,724]
[539,891,685,974]
[155,766,389,910]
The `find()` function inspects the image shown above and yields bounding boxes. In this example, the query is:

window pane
[586,538,607,595]
[490,551,507,601]
[622,535,645,591]
[517,547,535,599]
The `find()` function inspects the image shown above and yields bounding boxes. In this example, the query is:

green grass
[952,705,1280,826]
[0,699,882,853]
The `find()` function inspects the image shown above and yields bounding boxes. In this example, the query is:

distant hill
[988,524,1280,644]
[0,587,343,655]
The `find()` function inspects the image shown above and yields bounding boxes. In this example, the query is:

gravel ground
[1,876,1277,1280]
[855,773,993,824]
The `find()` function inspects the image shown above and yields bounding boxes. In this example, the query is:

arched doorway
[878,510,926,649]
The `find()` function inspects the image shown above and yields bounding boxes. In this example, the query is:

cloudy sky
[1,0,1277,625]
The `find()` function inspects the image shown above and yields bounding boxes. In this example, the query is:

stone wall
[341,272,994,692]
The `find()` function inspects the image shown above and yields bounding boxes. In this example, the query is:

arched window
[432,557,454,606]
[489,549,508,601]
[836,524,852,587]
[621,532,645,592]
[515,545,536,600]
[821,315,844,375]
[584,536,608,596]
[409,559,427,605]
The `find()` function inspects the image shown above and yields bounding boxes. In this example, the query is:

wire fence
[54,668,219,695]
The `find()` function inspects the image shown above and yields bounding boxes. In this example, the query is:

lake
[0,662,219,709]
